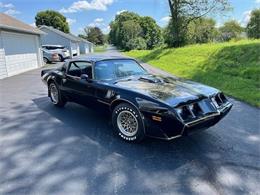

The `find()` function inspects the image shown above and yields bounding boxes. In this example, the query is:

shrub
[125,37,147,51]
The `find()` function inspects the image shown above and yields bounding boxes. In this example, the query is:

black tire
[43,57,49,64]
[112,103,145,142]
[48,82,66,107]
[58,54,64,62]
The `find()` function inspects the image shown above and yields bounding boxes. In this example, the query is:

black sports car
[41,56,232,142]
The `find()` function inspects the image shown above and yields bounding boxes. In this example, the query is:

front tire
[58,54,64,62]
[112,103,145,142]
[48,82,66,107]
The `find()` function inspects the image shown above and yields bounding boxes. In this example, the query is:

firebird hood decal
[113,75,219,106]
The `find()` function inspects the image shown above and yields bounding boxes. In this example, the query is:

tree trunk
[168,0,181,47]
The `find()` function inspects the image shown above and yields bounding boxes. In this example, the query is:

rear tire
[48,82,66,107]
[112,103,145,142]
[43,57,49,64]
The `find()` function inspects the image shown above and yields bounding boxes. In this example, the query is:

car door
[62,61,95,106]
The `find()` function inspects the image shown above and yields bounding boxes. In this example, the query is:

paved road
[0,47,259,194]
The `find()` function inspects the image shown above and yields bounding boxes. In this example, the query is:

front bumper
[181,102,233,139]
[145,102,233,140]
[182,102,232,136]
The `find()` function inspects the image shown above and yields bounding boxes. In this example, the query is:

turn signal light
[152,116,162,122]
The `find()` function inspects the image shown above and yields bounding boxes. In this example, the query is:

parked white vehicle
[42,49,59,64]
[42,45,70,61]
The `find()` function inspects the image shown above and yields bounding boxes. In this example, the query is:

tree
[187,18,217,44]
[121,20,142,48]
[219,20,244,41]
[80,27,105,45]
[109,11,163,50]
[247,9,260,39]
[109,11,140,48]
[167,0,230,47]
[35,10,69,33]
[139,17,163,49]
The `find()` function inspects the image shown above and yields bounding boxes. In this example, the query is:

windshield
[94,59,147,80]
[43,46,65,50]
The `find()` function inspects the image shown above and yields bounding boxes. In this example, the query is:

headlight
[212,92,227,107]
[175,102,203,121]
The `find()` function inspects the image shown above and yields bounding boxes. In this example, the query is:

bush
[219,20,244,42]
[125,38,147,51]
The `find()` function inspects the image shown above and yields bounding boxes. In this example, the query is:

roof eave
[0,24,45,35]
[39,25,80,42]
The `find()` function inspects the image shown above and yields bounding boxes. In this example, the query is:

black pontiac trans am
[41,56,232,142]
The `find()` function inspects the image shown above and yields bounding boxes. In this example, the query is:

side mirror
[80,74,89,81]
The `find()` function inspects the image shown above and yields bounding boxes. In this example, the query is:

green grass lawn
[124,40,260,107]
[94,45,107,53]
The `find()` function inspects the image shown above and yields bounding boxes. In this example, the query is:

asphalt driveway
[0,48,259,194]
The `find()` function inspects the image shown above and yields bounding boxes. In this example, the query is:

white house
[0,13,44,79]
[39,26,81,58]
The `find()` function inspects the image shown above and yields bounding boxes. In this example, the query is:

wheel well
[110,100,126,111]
[58,54,63,60]
[43,57,49,61]
[47,79,54,86]
[110,99,138,112]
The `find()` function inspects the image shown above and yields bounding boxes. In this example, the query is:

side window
[95,62,113,80]
[68,63,80,71]
[67,61,92,78]
[74,62,93,79]
[74,62,91,69]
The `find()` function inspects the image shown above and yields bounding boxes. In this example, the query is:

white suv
[42,45,70,61]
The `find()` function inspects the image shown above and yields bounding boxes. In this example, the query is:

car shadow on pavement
[30,97,212,193]
[0,95,259,194]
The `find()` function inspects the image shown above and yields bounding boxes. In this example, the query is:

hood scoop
[138,75,163,83]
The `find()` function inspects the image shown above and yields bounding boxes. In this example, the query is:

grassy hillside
[124,40,260,107]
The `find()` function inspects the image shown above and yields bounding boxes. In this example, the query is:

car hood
[113,75,219,107]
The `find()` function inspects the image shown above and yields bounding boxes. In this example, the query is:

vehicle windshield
[94,59,147,80]
[43,46,65,50]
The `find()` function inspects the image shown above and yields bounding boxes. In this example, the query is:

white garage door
[2,32,39,76]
